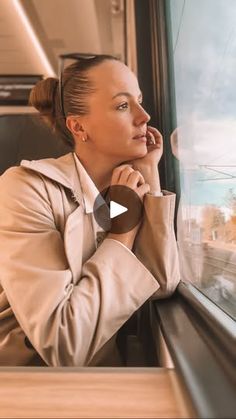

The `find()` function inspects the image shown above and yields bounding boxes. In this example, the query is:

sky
[169,0,236,209]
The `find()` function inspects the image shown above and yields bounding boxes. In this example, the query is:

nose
[134,104,151,126]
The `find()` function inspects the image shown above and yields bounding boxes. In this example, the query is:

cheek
[108,113,133,137]
[89,114,131,143]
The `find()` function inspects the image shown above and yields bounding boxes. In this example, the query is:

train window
[168,0,236,321]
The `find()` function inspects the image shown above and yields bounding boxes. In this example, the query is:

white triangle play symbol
[110,200,128,219]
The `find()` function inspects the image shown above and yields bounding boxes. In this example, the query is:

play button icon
[93,185,143,234]
[110,201,128,219]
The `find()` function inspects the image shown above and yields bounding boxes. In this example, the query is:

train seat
[0,112,71,175]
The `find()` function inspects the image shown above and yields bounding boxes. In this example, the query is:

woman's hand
[107,164,150,250]
[131,126,163,171]
[110,164,150,203]
[127,126,163,195]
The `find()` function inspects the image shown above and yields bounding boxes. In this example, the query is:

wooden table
[0,367,193,418]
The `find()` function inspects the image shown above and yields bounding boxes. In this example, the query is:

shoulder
[0,166,52,211]
[0,165,77,227]
[1,165,48,193]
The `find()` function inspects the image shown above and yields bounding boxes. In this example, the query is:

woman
[0,55,179,366]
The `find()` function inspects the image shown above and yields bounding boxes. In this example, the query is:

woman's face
[78,60,151,161]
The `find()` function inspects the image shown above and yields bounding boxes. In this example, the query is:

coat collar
[73,153,101,214]
[20,152,83,206]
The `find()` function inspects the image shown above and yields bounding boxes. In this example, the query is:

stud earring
[82,136,87,142]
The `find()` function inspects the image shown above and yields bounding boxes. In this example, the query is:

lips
[132,134,147,140]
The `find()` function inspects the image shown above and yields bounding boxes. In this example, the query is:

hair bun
[29,77,58,124]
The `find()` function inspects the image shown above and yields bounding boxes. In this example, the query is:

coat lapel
[20,152,94,283]
[20,152,83,207]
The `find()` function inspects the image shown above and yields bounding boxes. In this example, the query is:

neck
[74,148,122,192]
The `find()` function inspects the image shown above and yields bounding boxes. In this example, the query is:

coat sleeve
[132,191,180,298]
[0,167,159,366]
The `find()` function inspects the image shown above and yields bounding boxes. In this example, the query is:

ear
[66,116,84,137]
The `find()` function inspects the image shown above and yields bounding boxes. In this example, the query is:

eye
[116,102,128,110]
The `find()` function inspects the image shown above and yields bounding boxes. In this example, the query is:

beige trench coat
[0,152,180,366]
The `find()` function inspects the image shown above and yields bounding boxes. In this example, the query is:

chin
[124,151,147,161]
[119,145,147,162]
[133,147,148,158]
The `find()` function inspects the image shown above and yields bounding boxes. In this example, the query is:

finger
[117,163,133,169]
[126,171,145,189]
[147,126,162,137]
[111,164,133,184]
[148,127,163,143]
[118,166,135,184]
[136,183,150,200]
[148,129,163,149]
[146,130,156,145]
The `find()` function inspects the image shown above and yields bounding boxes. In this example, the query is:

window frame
[152,286,236,418]
[133,0,236,416]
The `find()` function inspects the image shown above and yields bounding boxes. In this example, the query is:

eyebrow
[112,91,143,100]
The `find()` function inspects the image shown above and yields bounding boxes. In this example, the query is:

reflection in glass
[169,0,236,319]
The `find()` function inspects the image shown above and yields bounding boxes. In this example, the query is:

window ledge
[152,283,236,418]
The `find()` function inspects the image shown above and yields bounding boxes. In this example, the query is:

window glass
[169,0,236,320]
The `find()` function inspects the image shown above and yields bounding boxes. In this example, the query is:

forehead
[87,60,141,97]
